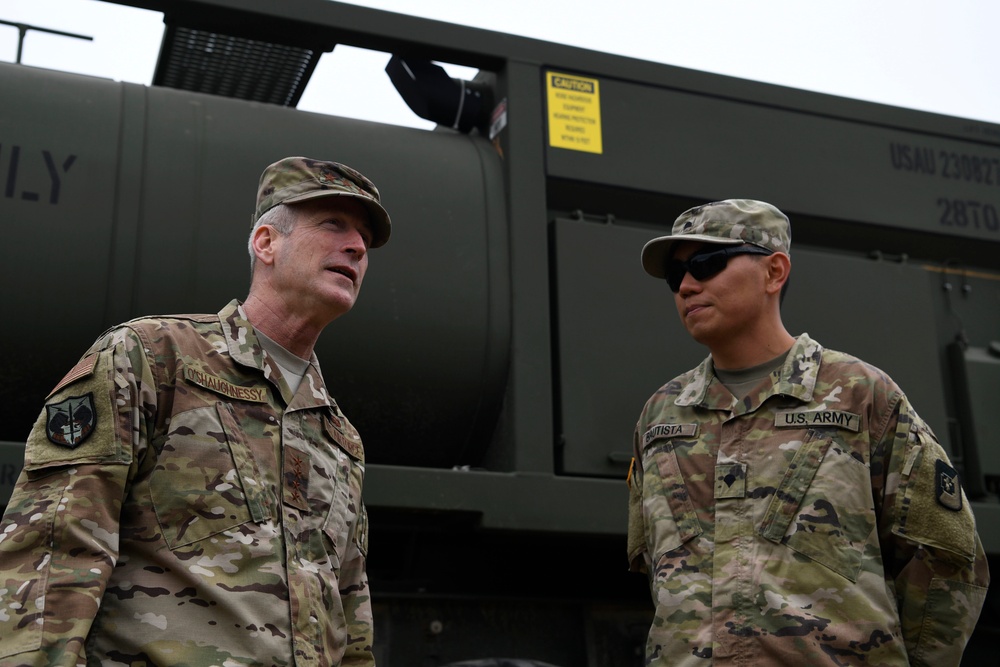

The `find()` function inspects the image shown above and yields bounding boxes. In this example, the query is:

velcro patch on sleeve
[895,439,976,561]
[25,350,122,469]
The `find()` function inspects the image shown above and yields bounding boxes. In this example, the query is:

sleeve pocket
[912,578,988,665]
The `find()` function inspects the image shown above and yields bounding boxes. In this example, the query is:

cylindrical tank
[0,61,510,468]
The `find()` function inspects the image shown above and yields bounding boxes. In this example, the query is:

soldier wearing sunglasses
[627,199,988,666]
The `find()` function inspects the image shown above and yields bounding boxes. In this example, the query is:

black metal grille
[153,26,320,107]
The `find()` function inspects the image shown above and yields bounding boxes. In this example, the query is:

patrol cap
[253,156,392,248]
[641,199,790,278]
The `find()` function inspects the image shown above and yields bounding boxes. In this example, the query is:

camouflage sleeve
[627,425,648,574]
[0,329,148,666]
[339,502,375,666]
[879,396,989,666]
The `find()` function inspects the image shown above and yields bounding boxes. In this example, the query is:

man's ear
[251,224,278,267]
[765,252,791,296]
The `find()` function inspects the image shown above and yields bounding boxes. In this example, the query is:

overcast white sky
[1,0,998,130]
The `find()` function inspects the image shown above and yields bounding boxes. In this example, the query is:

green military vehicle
[2,1,998,663]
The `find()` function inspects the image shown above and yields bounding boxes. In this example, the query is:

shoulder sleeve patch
[893,431,976,561]
[934,459,963,511]
[44,393,97,447]
[25,349,125,470]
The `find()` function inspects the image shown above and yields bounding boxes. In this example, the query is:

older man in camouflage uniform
[0,157,389,666]
[628,200,989,666]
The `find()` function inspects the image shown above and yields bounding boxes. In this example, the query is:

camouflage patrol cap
[253,157,391,248]
[641,199,790,278]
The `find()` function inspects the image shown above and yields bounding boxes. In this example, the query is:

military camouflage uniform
[628,334,989,666]
[0,300,374,666]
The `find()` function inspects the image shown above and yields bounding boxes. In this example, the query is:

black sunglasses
[665,244,773,293]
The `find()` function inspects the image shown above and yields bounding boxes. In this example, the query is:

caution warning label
[546,71,602,154]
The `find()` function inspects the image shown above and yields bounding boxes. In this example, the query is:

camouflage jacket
[627,334,989,666]
[0,300,375,666]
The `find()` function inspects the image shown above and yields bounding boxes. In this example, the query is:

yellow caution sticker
[546,71,603,154]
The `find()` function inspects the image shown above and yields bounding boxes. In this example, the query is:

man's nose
[343,227,368,256]
[677,269,701,295]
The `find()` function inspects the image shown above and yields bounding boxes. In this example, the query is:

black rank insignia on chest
[283,445,311,511]
[935,459,963,512]
[45,393,96,448]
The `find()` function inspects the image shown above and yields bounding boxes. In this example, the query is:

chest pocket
[641,439,703,559]
[760,431,875,582]
[150,402,268,549]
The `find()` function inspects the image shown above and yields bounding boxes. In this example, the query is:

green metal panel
[365,465,626,534]
[483,60,558,475]
[545,72,1000,246]
[551,216,703,478]
[964,348,1000,478]
[950,344,1000,490]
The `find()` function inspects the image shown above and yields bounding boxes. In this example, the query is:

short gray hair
[248,203,297,275]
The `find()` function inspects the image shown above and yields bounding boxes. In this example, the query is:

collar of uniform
[675,355,719,407]
[674,333,822,408]
[674,356,739,411]
[217,299,332,410]
[219,300,266,370]
[287,363,337,411]
[770,333,822,403]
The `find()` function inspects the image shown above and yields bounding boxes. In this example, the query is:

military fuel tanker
[1,0,999,664]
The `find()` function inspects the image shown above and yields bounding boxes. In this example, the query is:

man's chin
[321,291,358,319]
